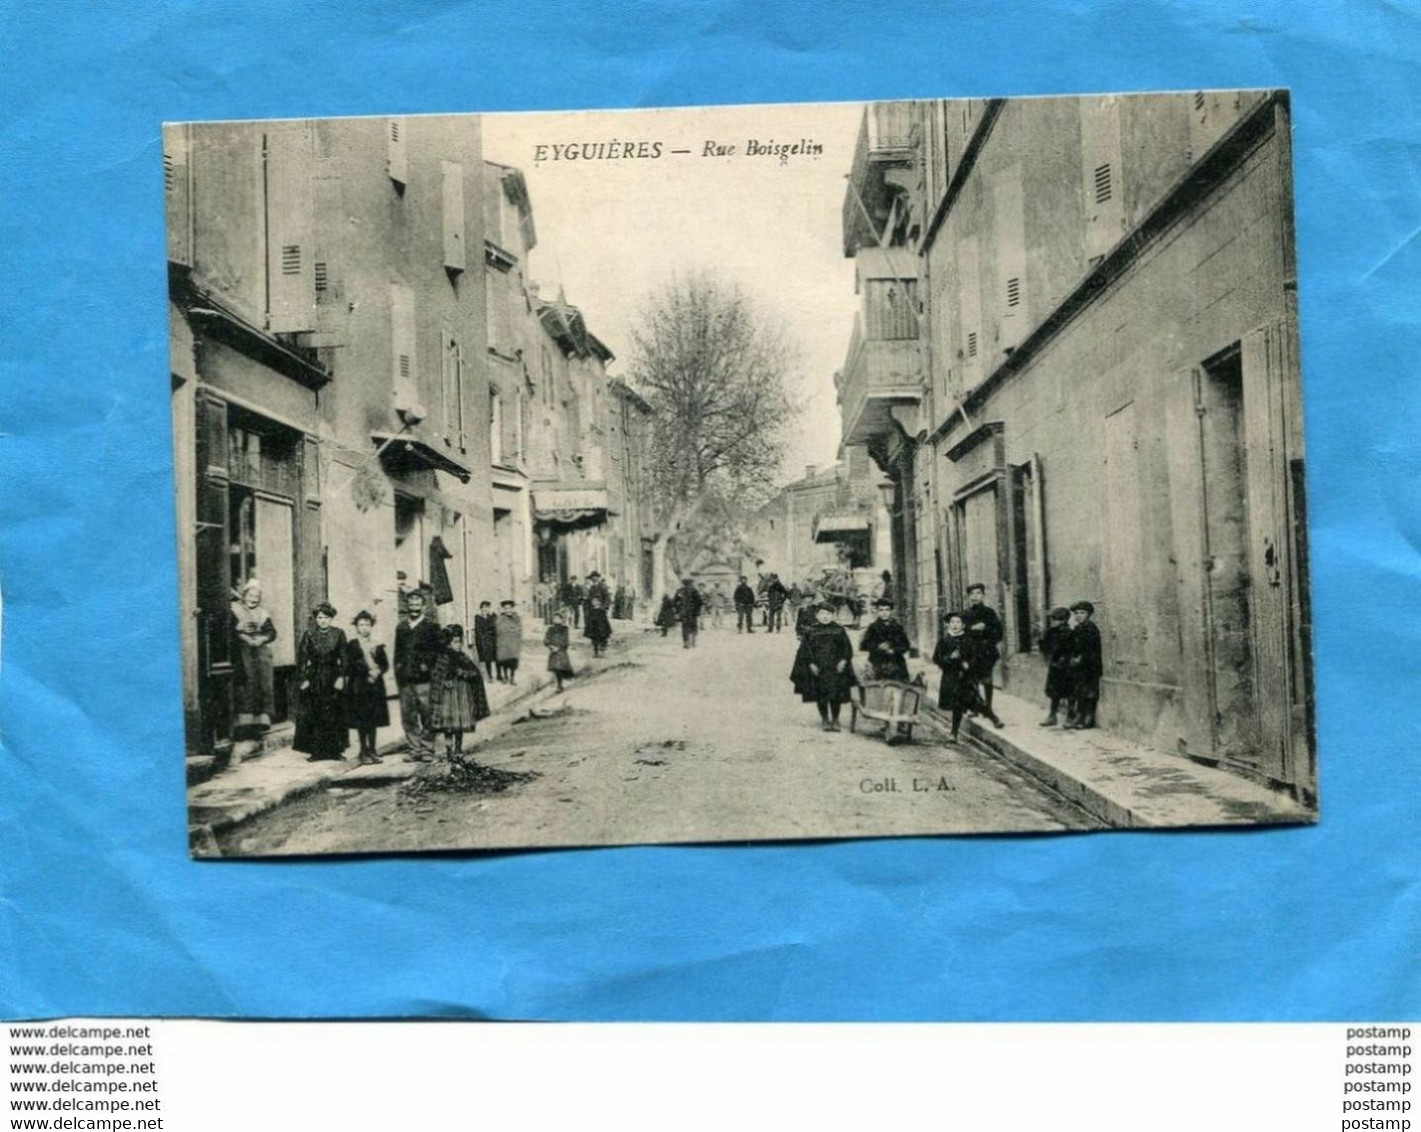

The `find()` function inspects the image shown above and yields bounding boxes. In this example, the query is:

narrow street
[221,619,1099,855]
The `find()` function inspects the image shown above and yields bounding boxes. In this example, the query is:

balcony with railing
[835,310,924,448]
[843,101,918,256]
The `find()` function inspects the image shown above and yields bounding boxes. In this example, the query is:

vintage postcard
[169,93,1317,857]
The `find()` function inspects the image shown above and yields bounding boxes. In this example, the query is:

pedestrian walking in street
[765,573,789,632]
[860,597,912,681]
[790,601,858,731]
[545,612,575,692]
[584,595,613,657]
[229,578,277,743]
[560,575,585,628]
[710,583,726,629]
[932,611,1004,741]
[1063,601,1103,730]
[655,593,678,637]
[473,600,499,680]
[733,575,757,633]
[495,599,524,686]
[963,582,1004,716]
[1038,607,1075,727]
[587,571,611,611]
[345,609,390,765]
[428,624,491,762]
[394,590,443,762]
[293,602,349,762]
[674,576,704,648]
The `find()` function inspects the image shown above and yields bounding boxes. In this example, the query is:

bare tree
[628,272,799,602]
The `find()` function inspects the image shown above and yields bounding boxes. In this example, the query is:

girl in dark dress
[583,596,613,657]
[790,602,859,731]
[932,611,1004,741]
[472,600,498,680]
[345,609,390,764]
[545,612,575,692]
[294,602,349,761]
[428,624,491,760]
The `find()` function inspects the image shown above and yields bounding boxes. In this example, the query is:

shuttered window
[1081,97,1125,261]
[442,160,466,273]
[387,118,408,186]
[391,282,417,408]
[863,279,918,340]
[265,122,316,334]
[163,124,192,267]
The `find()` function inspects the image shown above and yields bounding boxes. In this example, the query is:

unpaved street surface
[221,625,1098,855]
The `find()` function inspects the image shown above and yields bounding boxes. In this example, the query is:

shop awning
[532,484,613,530]
[372,432,473,483]
[813,513,872,543]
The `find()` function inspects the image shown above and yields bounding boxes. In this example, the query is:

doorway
[1196,347,1258,766]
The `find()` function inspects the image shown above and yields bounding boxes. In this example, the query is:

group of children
[786,581,1103,743]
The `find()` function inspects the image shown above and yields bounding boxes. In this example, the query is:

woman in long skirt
[230,579,277,734]
[428,624,491,760]
[583,596,613,658]
[789,602,859,731]
[345,609,390,765]
[545,612,575,692]
[294,602,349,761]
[494,599,523,685]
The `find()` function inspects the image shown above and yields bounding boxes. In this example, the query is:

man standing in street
[394,589,442,762]
[963,582,1004,717]
[733,575,757,634]
[675,576,704,648]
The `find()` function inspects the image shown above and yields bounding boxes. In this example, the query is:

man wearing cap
[1063,601,1102,729]
[859,597,912,681]
[673,576,704,648]
[394,590,442,762]
[963,582,1004,716]
[733,575,757,634]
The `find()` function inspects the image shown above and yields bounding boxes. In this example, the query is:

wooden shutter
[1080,96,1125,260]
[387,118,408,185]
[163,123,192,267]
[256,497,297,667]
[1242,321,1299,785]
[265,121,316,333]
[958,236,981,384]
[442,160,466,273]
[390,282,417,409]
[992,164,1027,350]
[194,393,231,672]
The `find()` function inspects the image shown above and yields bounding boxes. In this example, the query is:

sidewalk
[187,626,640,855]
[899,651,1314,829]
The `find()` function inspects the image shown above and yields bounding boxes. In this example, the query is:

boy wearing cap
[1063,601,1102,729]
[859,598,911,681]
[1038,607,1074,727]
[963,583,1004,715]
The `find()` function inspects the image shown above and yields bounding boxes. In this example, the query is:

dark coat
[429,535,455,606]
[1066,619,1103,695]
[932,632,988,714]
[428,648,491,731]
[733,582,756,610]
[674,586,704,628]
[294,626,349,758]
[587,580,611,608]
[962,602,1004,671]
[345,638,390,729]
[472,612,498,663]
[583,605,613,645]
[765,580,789,610]
[394,616,443,686]
[794,605,818,638]
[790,622,859,704]
[545,623,574,675]
[655,595,679,628]
[860,617,912,681]
[1041,623,1075,701]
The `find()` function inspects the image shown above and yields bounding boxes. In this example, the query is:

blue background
[2,0,1418,1021]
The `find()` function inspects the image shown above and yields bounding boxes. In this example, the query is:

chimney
[805,464,817,480]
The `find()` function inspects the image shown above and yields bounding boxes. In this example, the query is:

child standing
[1063,601,1103,730]
[1038,607,1074,728]
[545,612,575,692]
[495,599,523,685]
[473,600,498,681]
[427,624,491,760]
[583,596,613,658]
[789,601,859,731]
[345,609,390,764]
